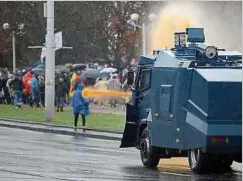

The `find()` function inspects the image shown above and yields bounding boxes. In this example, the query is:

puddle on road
[157,157,242,179]
[157,158,190,175]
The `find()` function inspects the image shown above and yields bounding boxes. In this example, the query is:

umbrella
[82,68,101,79]
[100,67,117,73]
[55,65,69,73]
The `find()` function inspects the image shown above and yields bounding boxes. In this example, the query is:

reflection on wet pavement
[0,127,241,181]
[121,165,241,181]
[158,158,190,175]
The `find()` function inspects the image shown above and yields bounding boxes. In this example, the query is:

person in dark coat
[55,78,68,112]
[0,75,4,104]
[39,76,45,107]
[71,83,89,131]
[9,75,24,108]
[1,76,10,104]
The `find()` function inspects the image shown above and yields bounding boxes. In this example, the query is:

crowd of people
[0,66,132,131]
[0,66,131,110]
[0,69,45,108]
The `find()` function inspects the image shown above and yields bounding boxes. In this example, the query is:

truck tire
[233,156,242,163]
[210,156,233,171]
[220,157,233,168]
[140,128,160,167]
[188,149,211,174]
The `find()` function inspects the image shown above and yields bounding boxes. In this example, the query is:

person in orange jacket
[23,71,33,105]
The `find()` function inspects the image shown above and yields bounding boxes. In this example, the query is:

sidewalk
[0,104,125,141]
[0,118,123,141]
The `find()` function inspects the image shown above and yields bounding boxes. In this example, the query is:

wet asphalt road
[0,127,241,181]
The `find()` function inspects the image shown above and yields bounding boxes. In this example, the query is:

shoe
[81,125,86,131]
[82,126,87,132]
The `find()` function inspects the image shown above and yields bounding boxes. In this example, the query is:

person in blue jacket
[71,83,89,131]
[31,73,40,107]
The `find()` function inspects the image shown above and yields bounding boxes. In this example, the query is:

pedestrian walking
[71,83,89,131]
[1,75,10,104]
[93,77,108,108]
[30,73,40,107]
[39,76,45,107]
[0,74,5,104]
[55,78,68,112]
[107,74,121,108]
[69,72,77,97]
[9,74,24,108]
[23,71,33,106]
[6,74,14,104]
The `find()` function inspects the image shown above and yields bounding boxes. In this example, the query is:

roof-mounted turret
[150,28,241,68]
[172,28,221,62]
[186,28,205,44]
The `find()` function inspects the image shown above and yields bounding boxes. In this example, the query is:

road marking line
[160,171,242,177]
[160,171,190,177]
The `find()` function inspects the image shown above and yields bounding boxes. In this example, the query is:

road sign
[29,31,72,62]
[43,31,62,51]
[55,31,62,50]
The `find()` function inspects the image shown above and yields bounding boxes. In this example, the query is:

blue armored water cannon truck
[120,28,242,174]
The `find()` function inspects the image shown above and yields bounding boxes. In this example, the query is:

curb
[0,118,123,134]
[0,118,122,141]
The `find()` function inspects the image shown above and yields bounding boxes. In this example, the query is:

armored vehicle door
[136,68,152,120]
[120,67,152,148]
[120,68,140,148]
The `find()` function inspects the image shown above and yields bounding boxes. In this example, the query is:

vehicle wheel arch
[137,121,148,149]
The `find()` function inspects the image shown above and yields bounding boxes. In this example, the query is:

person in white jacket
[6,74,14,103]
[107,74,121,108]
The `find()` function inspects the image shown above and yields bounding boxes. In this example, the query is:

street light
[3,22,25,73]
[128,13,157,55]
[131,13,140,22]
[3,23,10,30]
[148,13,157,22]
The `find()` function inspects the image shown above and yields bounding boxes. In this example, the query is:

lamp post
[28,1,72,121]
[45,0,56,121]
[3,22,24,73]
[128,13,157,55]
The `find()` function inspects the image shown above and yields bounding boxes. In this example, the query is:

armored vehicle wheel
[188,149,211,174]
[233,156,242,163]
[219,157,233,168]
[140,128,160,167]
